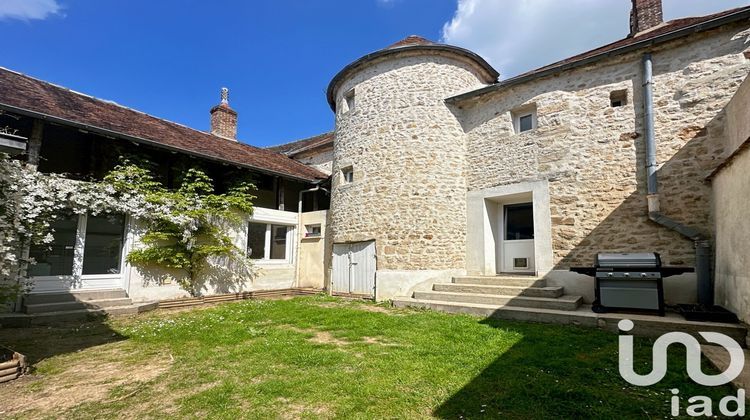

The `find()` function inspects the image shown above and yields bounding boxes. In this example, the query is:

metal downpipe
[641,53,713,306]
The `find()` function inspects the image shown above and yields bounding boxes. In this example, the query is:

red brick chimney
[210,87,237,140]
[630,0,663,36]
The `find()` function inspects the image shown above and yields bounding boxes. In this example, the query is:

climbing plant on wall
[0,154,257,304]
[104,161,257,296]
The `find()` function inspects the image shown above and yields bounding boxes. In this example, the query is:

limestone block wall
[330,53,488,270]
[460,24,750,268]
[294,147,333,175]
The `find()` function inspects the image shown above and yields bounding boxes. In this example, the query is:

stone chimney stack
[630,0,663,36]
[210,87,238,140]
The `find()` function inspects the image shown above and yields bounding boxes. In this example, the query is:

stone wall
[293,146,333,175]
[459,23,750,268]
[713,73,750,323]
[330,52,489,270]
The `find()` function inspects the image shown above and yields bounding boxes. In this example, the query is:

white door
[499,203,536,274]
[28,213,129,293]
[332,241,376,297]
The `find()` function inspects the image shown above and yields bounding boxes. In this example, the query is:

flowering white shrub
[0,154,256,304]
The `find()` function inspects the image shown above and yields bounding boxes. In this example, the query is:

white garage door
[332,241,376,297]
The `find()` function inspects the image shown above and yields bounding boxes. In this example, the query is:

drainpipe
[294,184,328,288]
[641,53,713,306]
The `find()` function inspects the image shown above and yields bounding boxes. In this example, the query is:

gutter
[446,7,750,105]
[640,53,712,306]
[0,103,324,184]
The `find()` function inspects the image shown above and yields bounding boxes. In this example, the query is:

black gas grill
[571,252,693,316]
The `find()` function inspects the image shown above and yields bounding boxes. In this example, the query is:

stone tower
[326,35,498,292]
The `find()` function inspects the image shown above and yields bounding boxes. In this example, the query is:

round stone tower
[327,35,498,296]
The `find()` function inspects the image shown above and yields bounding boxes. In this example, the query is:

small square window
[247,222,293,262]
[305,224,322,238]
[342,89,355,114]
[610,90,628,107]
[512,104,537,134]
[341,166,354,183]
[519,114,533,132]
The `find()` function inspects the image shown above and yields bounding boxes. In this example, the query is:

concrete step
[23,297,133,314]
[394,298,596,326]
[24,289,128,305]
[0,302,158,327]
[452,276,546,287]
[413,291,582,311]
[434,283,563,298]
[391,299,748,345]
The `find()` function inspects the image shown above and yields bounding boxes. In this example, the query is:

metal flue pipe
[640,53,713,306]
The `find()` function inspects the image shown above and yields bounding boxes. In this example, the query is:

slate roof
[0,67,327,182]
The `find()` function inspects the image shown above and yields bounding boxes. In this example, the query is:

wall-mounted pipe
[640,53,713,306]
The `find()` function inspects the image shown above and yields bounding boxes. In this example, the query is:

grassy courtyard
[0,295,731,419]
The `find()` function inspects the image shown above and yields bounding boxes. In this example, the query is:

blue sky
[2,0,748,147]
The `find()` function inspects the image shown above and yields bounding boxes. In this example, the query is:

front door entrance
[499,203,535,274]
[332,241,376,298]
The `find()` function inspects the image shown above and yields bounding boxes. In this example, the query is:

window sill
[252,260,294,268]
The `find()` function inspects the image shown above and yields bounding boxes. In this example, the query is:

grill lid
[595,252,661,268]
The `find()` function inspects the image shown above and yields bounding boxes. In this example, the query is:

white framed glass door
[28,213,128,292]
[499,203,536,273]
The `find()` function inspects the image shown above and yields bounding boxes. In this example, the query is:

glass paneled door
[28,213,128,292]
[499,203,536,273]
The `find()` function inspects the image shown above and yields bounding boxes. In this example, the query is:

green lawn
[0,295,732,419]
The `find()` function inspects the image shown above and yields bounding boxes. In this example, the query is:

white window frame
[246,208,298,265]
[512,104,538,134]
[341,166,354,184]
[29,213,130,291]
[304,224,322,238]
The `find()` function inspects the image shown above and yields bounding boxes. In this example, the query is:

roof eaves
[327,44,499,111]
[446,7,750,105]
[0,102,324,183]
[286,137,334,156]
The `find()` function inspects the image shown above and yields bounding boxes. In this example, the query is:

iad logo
[618,319,746,417]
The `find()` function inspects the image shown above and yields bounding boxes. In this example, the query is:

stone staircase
[1,289,158,326]
[393,274,584,318]
[392,274,749,344]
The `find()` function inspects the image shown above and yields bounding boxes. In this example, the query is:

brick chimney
[210,87,237,140]
[630,0,663,36]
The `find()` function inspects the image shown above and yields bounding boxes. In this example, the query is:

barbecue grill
[571,252,693,316]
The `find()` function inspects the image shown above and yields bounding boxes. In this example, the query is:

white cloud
[442,0,750,79]
[377,0,400,7]
[0,0,62,21]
